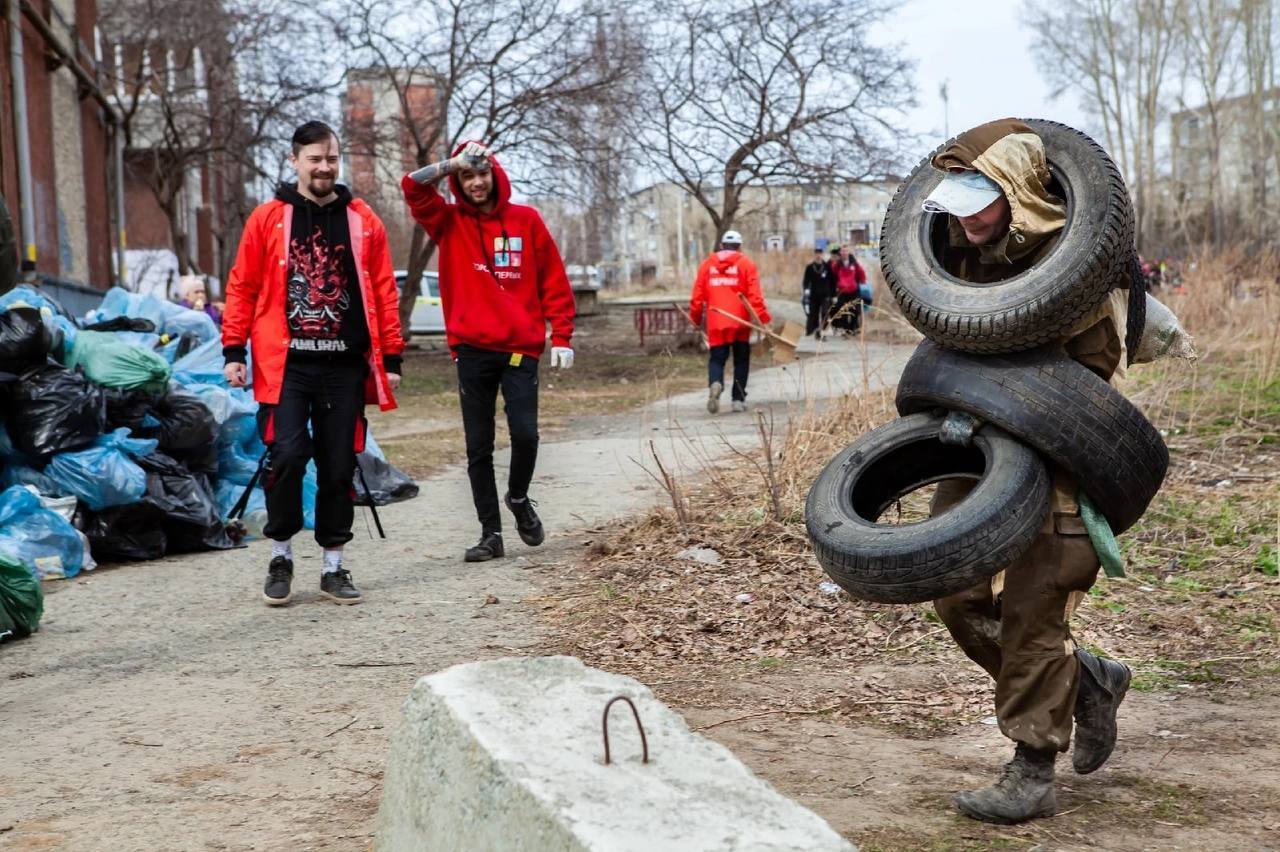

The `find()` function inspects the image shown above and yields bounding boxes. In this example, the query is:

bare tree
[100,0,332,280]
[1176,0,1244,244]
[634,0,915,251]
[331,0,644,337]
[1025,0,1183,251]
[1239,0,1280,247]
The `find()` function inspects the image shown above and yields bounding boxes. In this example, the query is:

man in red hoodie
[222,120,404,607]
[400,142,575,562]
[688,230,771,413]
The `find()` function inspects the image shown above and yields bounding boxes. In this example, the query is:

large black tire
[895,341,1168,534]
[881,119,1134,353]
[805,412,1050,604]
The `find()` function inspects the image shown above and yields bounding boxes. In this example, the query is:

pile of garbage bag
[0,284,419,636]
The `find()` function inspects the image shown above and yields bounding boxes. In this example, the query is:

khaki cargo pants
[931,477,1102,752]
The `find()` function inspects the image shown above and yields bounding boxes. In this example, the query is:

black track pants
[257,357,366,548]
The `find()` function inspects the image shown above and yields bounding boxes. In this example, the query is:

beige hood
[932,118,1067,265]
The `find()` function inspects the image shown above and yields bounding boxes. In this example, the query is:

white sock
[271,539,292,560]
[322,549,343,574]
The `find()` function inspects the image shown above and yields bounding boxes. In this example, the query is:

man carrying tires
[688,230,771,413]
[921,118,1133,824]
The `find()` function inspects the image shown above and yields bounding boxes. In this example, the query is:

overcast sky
[889,0,1092,145]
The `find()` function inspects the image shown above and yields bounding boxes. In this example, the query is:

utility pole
[939,80,951,139]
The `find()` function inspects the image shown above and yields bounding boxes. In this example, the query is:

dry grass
[538,249,1280,732]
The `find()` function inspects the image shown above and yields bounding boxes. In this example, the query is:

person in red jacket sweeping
[222,120,404,607]
[688,230,771,413]
[400,141,575,563]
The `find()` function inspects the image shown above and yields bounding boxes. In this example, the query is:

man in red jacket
[401,141,575,563]
[688,230,771,413]
[222,120,404,607]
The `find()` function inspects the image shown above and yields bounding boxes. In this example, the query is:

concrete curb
[375,656,856,851]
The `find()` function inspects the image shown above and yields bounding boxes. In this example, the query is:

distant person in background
[802,246,834,339]
[688,229,770,414]
[829,245,867,335]
[178,275,223,325]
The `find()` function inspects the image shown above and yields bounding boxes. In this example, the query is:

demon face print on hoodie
[276,182,370,360]
[400,142,575,359]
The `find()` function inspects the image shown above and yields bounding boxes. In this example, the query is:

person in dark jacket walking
[401,141,576,563]
[222,120,404,607]
[802,247,833,338]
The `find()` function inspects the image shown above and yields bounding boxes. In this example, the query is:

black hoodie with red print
[400,142,575,359]
[275,182,370,362]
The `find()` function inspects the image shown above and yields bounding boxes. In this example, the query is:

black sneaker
[319,568,363,605]
[263,556,293,606]
[464,531,505,562]
[504,493,545,546]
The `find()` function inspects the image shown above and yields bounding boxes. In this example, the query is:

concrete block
[375,656,855,852]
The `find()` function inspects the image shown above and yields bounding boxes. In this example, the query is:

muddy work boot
[464,531,505,562]
[707,381,723,414]
[953,743,1057,824]
[1072,649,1132,774]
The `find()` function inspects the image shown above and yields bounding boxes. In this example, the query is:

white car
[395,269,446,335]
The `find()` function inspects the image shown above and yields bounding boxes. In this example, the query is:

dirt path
[0,336,906,851]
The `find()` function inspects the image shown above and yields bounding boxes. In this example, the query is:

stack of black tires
[804,120,1168,604]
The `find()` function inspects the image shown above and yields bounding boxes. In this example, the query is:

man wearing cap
[802,246,833,338]
[920,118,1135,825]
[688,230,770,413]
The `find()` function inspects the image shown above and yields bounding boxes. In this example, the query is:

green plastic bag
[0,551,44,643]
[69,330,171,391]
[1079,490,1126,578]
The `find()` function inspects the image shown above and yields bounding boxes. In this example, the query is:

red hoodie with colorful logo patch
[400,143,575,359]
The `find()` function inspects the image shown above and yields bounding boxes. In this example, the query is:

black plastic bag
[0,306,51,371]
[4,364,105,459]
[353,450,420,506]
[136,452,236,552]
[76,502,168,561]
[83,315,157,333]
[140,389,215,454]
[103,386,160,432]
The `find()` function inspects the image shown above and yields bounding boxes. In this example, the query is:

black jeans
[257,356,366,548]
[805,292,831,335]
[456,345,540,534]
[708,341,750,402]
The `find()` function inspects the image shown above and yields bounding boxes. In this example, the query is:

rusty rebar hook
[601,695,650,765]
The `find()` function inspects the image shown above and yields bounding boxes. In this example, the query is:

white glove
[549,346,574,369]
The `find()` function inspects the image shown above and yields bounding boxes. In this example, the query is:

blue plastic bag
[0,485,85,579]
[89,287,217,344]
[217,439,265,485]
[44,428,159,510]
[187,383,258,445]
[0,462,63,497]
[171,337,236,386]
[215,477,264,520]
[0,284,67,317]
